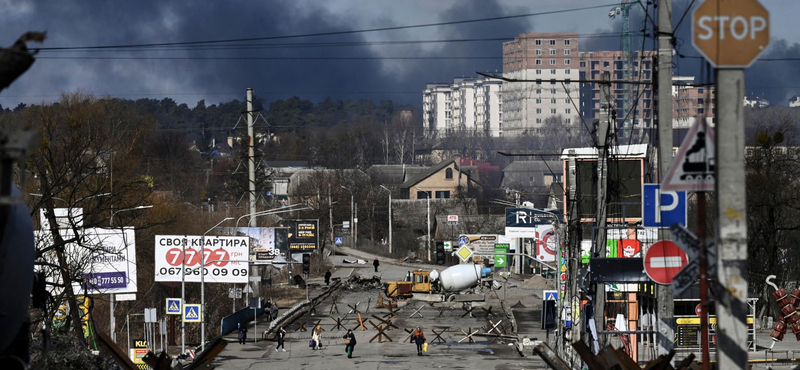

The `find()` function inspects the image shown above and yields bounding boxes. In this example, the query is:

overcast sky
[1,0,799,108]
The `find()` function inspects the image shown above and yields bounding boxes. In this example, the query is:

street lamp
[108,204,152,344]
[340,186,354,249]
[200,216,234,351]
[379,185,392,255]
[415,187,431,262]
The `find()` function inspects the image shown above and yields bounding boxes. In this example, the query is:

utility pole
[593,72,611,347]
[329,185,334,255]
[715,69,749,370]
[656,0,675,357]
[564,150,580,360]
[246,88,260,303]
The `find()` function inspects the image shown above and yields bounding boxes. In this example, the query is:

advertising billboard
[35,228,138,295]
[154,235,249,283]
[288,220,319,251]
[219,227,289,265]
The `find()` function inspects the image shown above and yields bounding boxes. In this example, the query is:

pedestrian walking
[271,302,279,321]
[238,324,248,345]
[311,325,323,350]
[342,329,357,359]
[373,258,380,273]
[411,327,426,356]
[324,270,332,286]
[275,326,286,352]
[265,300,273,321]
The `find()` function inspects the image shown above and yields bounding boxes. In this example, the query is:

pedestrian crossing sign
[335,237,343,245]
[166,298,182,315]
[183,304,202,322]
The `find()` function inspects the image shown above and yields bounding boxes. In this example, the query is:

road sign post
[692,2,767,369]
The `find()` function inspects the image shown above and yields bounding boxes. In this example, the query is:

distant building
[422,76,502,137]
[672,76,715,129]
[743,95,769,108]
[502,33,581,136]
[789,95,800,108]
[578,50,656,131]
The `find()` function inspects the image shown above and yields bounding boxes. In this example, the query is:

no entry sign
[644,240,689,285]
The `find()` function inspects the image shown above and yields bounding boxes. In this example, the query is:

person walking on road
[237,323,247,345]
[373,258,380,273]
[275,326,287,352]
[271,302,279,321]
[343,329,357,359]
[324,270,332,286]
[311,325,323,350]
[411,327,426,356]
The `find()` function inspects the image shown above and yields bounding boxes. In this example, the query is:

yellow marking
[725,207,743,219]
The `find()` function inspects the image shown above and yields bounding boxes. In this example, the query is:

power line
[36,3,618,51]
[37,56,505,61]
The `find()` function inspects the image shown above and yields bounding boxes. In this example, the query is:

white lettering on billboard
[154,235,249,283]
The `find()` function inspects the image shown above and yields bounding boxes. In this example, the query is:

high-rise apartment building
[672,76,715,128]
[502,33,581,136]
[422,77,502,137]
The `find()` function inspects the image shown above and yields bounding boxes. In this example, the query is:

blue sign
[83,272,127,290]
[166,298,182,315]
[643,184,687,228]
[543,290,558,301]
[183,304,201,322]
[335,237,343,245]
[267,190,273,196]
[458,236,468,247]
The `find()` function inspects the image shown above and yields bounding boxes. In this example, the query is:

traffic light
[435,242,445,265]
[302,253,310,275]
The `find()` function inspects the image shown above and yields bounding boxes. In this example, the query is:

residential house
[399,158,481,200]
[790,95,800,108]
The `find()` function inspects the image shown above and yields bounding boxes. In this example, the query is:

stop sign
[643,240,689,285]
[692,0,770,68]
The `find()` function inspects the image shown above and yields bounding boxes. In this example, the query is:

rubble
[342,258,367,264]
[402,256,424,264]
[342,275,382,290]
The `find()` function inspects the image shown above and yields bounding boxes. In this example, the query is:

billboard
[35,227,137,294]
[154,235,249,283]
[287,220,319,251]
[504,208,559,237]
[218,227,289,264]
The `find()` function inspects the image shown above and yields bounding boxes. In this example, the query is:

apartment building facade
[502,33,581,136]
[422,77,502,137]
[672,76,715,128]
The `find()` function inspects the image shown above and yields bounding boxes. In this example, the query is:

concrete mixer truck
[384,264,493,302]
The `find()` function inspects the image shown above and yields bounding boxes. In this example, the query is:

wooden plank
[571,340,607,370]
[94,332,138,370]
[533,341,572,370]
[615,347,642,370]
[598,345,623,370]
[675,353,696,370]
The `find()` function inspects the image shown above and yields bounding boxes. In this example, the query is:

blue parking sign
[335,237,343,245]
[643,184,687,228]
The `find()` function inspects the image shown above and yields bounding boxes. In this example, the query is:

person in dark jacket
[275,326,286,352]
[411,327,426,355]
[373,258,380,273]
[324,270,332,286]
[238,326,248,344]
[343,329,357,358]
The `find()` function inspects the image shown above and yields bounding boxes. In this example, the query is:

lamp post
[340,186,354,249]
[108,204,152,343]
[379,185,392,255]
[414,187,431,262]
[201,217,234,351]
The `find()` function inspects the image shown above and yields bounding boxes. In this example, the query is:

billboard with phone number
[154,235,249,283]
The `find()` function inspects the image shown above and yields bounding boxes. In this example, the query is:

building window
[536,98,542,104]
[435,191,451,199]
[536,89,541,94]
[564,49,571,55]
[551,108,557,114]
[416,191,431,199]
[566,108,571,114]
[566,118,572,124]
[549,39,556,45]
[551,98,556,104]
[536,69,542,74]
[535,39,542,45]
[536,59,542,65]
[550,59,556,65]
[551,89,556,94]
[550,49,556,55]
[536,49,542,55]
[565,59,571,65]
[536,108,542,114]
[603,61,610,67]
[565,69,571,74]
[580,61,586,67]
[445,168,453,179]
[565,39,571,45]
[536,118,542,124]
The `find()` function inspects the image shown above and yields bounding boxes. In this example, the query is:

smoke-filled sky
[1,0,799,108]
